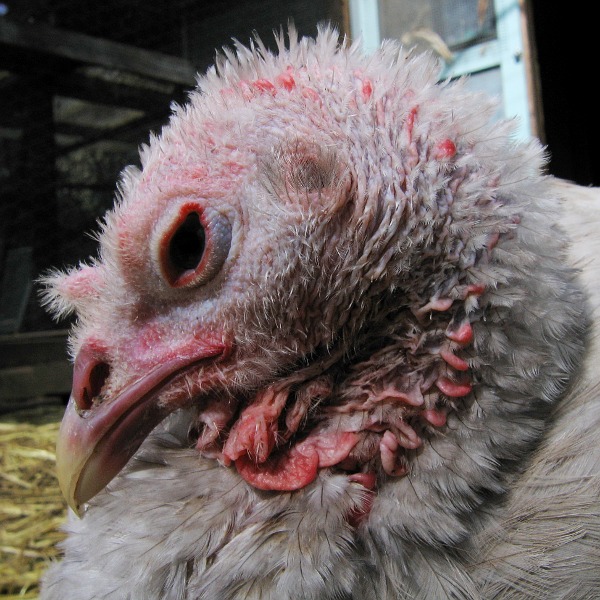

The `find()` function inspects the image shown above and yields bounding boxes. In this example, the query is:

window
[348,0,536,139]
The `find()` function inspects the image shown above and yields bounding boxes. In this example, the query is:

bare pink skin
[434,139,457,159]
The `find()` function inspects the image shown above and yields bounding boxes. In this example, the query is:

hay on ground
[0,402,67,599]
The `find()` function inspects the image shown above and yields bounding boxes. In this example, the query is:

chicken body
[41,28,600,599]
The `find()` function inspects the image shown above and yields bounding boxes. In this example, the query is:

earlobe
[261,139,351,216]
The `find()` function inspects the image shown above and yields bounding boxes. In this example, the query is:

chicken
[40,27,600,599]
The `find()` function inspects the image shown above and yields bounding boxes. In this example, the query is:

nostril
[72,345,111,412]
[81,362,111,410]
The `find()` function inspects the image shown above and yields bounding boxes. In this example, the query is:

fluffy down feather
[40,28,600,599]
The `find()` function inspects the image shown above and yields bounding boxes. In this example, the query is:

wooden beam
[0,71,183,137]
[0,330,70,368]
[55,110,170,157]
[0,361,72,400]
[56,71,184,113]
[0,19,197,86]
[0,331,71,400]
[54,121,137,144]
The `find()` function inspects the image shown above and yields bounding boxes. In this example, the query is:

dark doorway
[530,1,597,186]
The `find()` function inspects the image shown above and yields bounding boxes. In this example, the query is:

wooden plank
[55,71,184,113]
[0,19,197,86]
[0,362,72,400]
[0,330,72,400]
[56,109,170,157]
[54,121,158,148]
[0,330,70,368]
[0,74,175,143]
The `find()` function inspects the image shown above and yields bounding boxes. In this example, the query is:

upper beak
[56,341,226,515]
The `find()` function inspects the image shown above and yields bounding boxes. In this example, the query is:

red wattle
[235,446,319,491]
[446,322,473,344]
[234,431,360,491]
[440,349,470,371]
[436,376,472,398]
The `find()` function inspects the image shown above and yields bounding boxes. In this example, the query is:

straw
[0,403,67,599]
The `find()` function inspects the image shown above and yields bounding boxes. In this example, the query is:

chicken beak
[56,389,174,516]
[56,344,226,515]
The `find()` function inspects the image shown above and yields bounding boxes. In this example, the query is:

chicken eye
[169,213,206,272]
[159,204,232,288]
